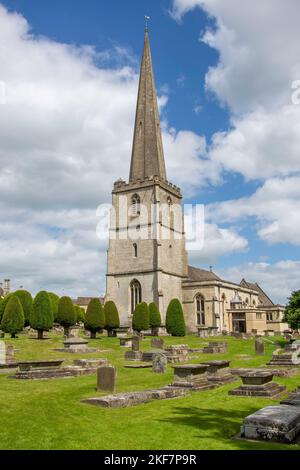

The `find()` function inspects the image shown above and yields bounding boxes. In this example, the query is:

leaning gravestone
[255,337,264,355]
[151,338,164,349]
[97,366,116,393]
[152,353,167,374]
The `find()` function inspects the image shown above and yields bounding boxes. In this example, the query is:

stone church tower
[106,29,188,326]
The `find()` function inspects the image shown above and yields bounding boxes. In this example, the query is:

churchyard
[1,332,300,450]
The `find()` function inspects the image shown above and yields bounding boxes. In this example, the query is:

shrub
[166,298,186,337]
[104,301,120,336]
[75,305,85,323]
[1,296,25,338]
[30,291,53,339]
[284,290,300,330]
[48,292,60,322]
[56,296,76,336]
[84,299,105,339]
[132,302,150,333]
[149,302,161,333]
[0,294,13,324]
[14,290,33,327]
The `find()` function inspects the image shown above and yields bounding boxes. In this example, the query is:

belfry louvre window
[195,295,205,325]
[130,280,142,314]
[131,194,141,216]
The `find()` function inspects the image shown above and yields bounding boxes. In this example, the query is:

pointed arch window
[130,279,142,314]
[131,194,141,216]
[195,294,205,325]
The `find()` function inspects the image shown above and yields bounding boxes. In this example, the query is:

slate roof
[187,266,222,282]
[240,279,274,306]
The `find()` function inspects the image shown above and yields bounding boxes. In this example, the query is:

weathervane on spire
[145,15,151,31]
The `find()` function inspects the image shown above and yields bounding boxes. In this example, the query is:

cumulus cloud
[0,4,220,295]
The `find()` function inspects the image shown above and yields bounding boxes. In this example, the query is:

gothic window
[167,196,172,206]
[195,294,205,325]
[133,243,138,258]
[256,312,262,319]
[266,313,273,321]
[130,279,142,314]
[131,194,140,216]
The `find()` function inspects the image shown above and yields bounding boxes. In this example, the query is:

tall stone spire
[129,29,167,182]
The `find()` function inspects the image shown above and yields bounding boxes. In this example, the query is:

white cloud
[0,4,216,296]
[219,260,300,305]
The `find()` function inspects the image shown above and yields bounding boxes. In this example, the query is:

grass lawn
[0,333,299,450]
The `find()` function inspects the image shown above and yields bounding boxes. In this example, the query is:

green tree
[166,298,186,337]
[30,291,53,339]
[56,296,76,337]
[48,292,60,322]
[0,294,13,324]
[1,296,25,338]
[14,290,33,327]
[74,305,85,323]
[84,299,105,339]
[149,302,161,335]
[104,301,120,336]
[132,302,150,333]
[284,290,300,330]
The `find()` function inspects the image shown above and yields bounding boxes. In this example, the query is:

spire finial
[145,15,151,31]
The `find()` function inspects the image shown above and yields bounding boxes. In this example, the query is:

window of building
[130,279,142,314]
[131,194,140,216]
[195,294,205,325]
[267,313,273,321]
[256,312,262,319]
[133,243,138,258]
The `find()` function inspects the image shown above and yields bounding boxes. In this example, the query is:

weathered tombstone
[0,341,5,364]
[151,338,164,349]
[132,336,140,352]
[152,353,167,374]
[255,337,264,355]
[97,366,116,393]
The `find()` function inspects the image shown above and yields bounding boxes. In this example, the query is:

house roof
[187,266,222,282]
[240,279,274,306]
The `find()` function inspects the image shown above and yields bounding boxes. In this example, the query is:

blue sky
[0,0,299,302]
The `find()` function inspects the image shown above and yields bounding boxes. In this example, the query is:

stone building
[0,279,10,297]
[105,29,287,335]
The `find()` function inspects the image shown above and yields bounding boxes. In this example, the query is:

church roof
[129,29,167,182]
[187,266,222,282]
[240,279,274,306]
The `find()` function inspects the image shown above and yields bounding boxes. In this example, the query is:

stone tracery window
[130,279,142,314]
[195,294,205,325]
[131,194,141,216]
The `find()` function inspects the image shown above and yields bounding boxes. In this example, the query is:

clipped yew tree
[48,292,60,322]
[0,293,13,324]
[132,302,150,333]
[30,291,53,339]
[84,298,105,339]
[166,298,186,337]
[75,305,85,323]
[149,302,161,335]
[14,290,33,326]
[57,296,76,337]
[1,296,25,338]
[104,301,120,336]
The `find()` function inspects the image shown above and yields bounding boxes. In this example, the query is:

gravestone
[229,371,286,398]
[132,336,140,352]
[0,341,5,364]
[151,338,164,349]
[97,366,116,393]
[255,337,264,355]
[152,353,167,374]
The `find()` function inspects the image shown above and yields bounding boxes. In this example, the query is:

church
[105,29,287,336]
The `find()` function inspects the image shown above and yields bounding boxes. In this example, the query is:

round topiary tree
[84,299,105,339]
[149,302,161,335]
[166,298,186,337]
[74,305,85,324]
[132,302,150,333]
[48,292,60,323]
[56,296,76,337]
[14,290,33,327]
[30,291,53,340]
[1,296,25,338]
[104,301,120,337]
